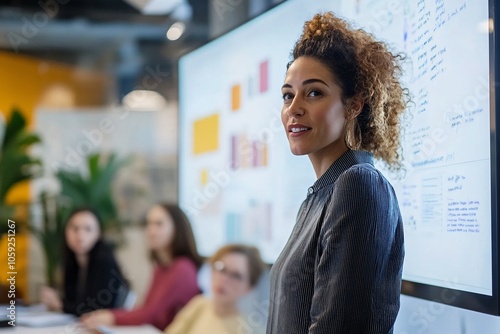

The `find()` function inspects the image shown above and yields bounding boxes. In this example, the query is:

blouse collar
[309,149,374,194]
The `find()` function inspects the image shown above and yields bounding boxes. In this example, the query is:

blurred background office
[0,0,280,304]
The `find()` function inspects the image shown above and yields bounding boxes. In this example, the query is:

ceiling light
[166,22,185,41]
[123,90,168,111]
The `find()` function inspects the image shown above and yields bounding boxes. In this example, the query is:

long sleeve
[308,166,404,333]
[88,251,127,310]
[112,257,199,330]
[62,261,79,315]
[63,299,78,315]
[267,150,404,334]
[63,242,127,316]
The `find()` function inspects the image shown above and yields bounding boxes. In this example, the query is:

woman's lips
[214,286,226,295]
[288,124,312,137]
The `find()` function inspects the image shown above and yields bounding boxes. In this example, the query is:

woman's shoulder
[172,256,198,269]
[90,241,118,264]
[172,295,209,319]
[329,163,397,208]
[185,294,209,308]
[337,162,391,190]
[161,256,198,277]
[164,295,209,334]
[342,161,378,177]
[87,241,127,284]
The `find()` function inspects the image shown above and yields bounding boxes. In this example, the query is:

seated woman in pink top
[81,203,202,330]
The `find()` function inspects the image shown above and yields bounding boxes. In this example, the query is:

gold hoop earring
[345,117,362,150]
[344,118,352,149]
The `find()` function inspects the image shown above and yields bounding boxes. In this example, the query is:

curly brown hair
[290,12,409,170]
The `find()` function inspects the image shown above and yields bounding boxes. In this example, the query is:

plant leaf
[2,109,26,149]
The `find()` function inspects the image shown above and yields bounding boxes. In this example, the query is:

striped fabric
[266,150,404,334]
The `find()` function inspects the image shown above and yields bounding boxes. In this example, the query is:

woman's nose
[286,97,305,118]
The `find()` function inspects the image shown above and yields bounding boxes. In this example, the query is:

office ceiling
[0,0,281,101]
[0,0,213,101]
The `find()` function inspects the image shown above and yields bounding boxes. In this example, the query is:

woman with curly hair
[267,12,408,334]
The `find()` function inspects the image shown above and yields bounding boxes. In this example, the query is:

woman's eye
[282,92,293,101]
[308,90,322,97]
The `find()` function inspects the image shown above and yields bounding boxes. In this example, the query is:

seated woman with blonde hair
[165,244,267,334]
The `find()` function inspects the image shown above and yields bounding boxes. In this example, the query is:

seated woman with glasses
[165,244,267,334]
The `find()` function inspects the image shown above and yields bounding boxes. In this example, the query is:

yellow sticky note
[193,114,219,154]
[201,169,208,186]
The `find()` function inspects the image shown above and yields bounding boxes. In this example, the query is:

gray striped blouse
[266,149,404,334]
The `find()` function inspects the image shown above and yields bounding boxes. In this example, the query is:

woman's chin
[70,247,89,255]
[290,146,310,156]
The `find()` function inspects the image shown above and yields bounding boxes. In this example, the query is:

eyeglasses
[212,261,248,283]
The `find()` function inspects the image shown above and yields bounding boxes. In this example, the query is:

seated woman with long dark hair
[40,208,128,315]
[81,203,202,330]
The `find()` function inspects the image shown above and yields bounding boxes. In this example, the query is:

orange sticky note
[231,84,241,111]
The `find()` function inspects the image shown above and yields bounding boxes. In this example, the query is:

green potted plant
[30,192,71,287]
[0,108,41,303]
[0,109,42,232]
[56,152,130,234]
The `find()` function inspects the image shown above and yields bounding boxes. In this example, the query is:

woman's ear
[347,96,364,120]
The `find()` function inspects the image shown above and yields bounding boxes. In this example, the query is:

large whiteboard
[341,0,492,296]
[179,0,493,296]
